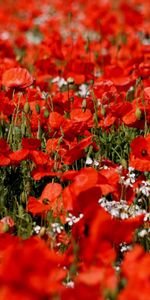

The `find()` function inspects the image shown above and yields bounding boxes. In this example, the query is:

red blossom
[0,234,66,299]
[2,67,34,89]
[0,139,11,166]
[27,182,62,215]
[130,134,150,171]
[118,245,150,300]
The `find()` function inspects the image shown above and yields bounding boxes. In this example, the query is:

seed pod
[126,87,134,102]
[39,227,46,237]
[2,223,9,233]
[44,108,50,118]
[35,103,40,114]
[20,191,27,204]
[23,102,30,114]
[42,198,50,205]
[121,158,127,169]
[135,107,142,120]
[69,96,74,102]
[101,106,106,116]
[82,99,87,111]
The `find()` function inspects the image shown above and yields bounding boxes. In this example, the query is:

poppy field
[0,0,150,299]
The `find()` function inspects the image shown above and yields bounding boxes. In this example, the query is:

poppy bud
[85,44,89,53]
[2,223,9,233]
[126,87,134,102]
[23,102,30,114]
[101,106,106,116]
[39,226,46,237]
[42,198,50,205]
[69,96,74,102]
[44,108,50,118]
[121,158,127,169]
[20,191,27,204]
[135,108,142,120]
[35,103,40,114]
[82,99,87,111]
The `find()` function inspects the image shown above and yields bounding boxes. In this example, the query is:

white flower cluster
[120,243,132,253]
[85,156,99,166]
[138,228,150,238]
[85,157,110,169]
[33,225,41,234]
[138,181,150,197]
[114,265,120,272]
[120,167,136,187]
[98,198,146,219]
[66,213,84,226]
[78,84,89,97]
[52,76,67,88]
[144,212,150,222]
[65,281,75,288]
[51,223,64,234]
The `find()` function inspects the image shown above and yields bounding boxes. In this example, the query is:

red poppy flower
[2,67,34,89]
[111,77,135,92]
[48,111,65,131]
[129,135,150,171]
[61,282,104,300]
[62,136,93,165]
[27,183,62,215]
[70,109,92,123]
[9,149,29,164]
[29,150,49,166]
[122,98,150,130]
[62,167,100,213]
[63,167,116,217]
[22,138,41,150]
[61,169,79,182]
[0,139,11,166]
[64,59,94,82]
[0,216,14,233]
[130,136,150,159]
[118,245,150,300]
[89,208,144,246]
[46,138,68,157]
[144,87,150,100]
[31,162,61,181]
[0,235,66,299]
[0,94,15,116]
[76,265,117,291]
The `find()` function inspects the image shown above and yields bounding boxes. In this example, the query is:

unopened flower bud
[44,108,50,118]
[35,103,40,114]
[121,159,127,169]
[39,226,46,237]
[23,102,30,114]
[20,191,27,204]
[135,107,142,120]
[101,106,106,116]
[2,223,9,233]
[82,99,87,111]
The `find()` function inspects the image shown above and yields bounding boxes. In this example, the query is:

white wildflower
[138,229,148,238]
[51,223,64,234]
[34,225,41,234]
[66,213,83,226]
[85,157,93,165]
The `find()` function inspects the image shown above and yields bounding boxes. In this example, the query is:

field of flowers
[0,0,150,299]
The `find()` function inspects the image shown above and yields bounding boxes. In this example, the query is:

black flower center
[141,149,148,157]
[42,198,50,205]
